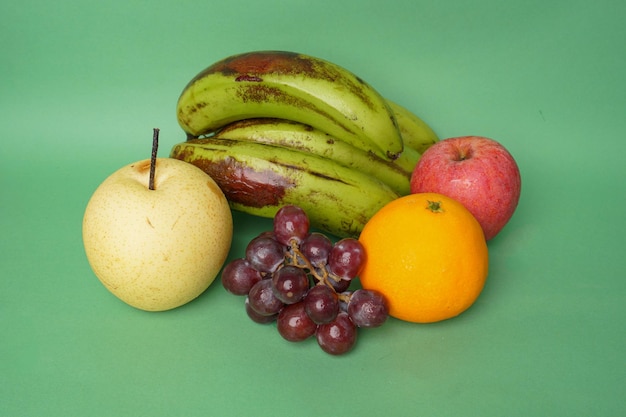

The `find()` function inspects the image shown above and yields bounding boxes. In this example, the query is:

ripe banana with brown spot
[169,137,400,238]
[176,50,404,160]
[213,118,417,195]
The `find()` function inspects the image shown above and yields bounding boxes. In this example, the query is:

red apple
[410,136,521,240]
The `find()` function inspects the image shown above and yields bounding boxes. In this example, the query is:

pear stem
[149,128,160,190]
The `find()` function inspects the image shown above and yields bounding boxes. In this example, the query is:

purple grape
[273,205,310,247]
[271,265,310,304]
[276,301,318,342]
[245,235,285,273]
[224,219,389,354]
[300,232,332,267]
[255,230,276,239]
[304,284,339,325]
[247,279,284,316]
[316,312,357,355]
[245,297,278,324]
[221,258,263,296]
[347,289,389,328]
[328,238,366,280]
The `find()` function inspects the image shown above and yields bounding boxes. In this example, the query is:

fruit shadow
[226,210,274,261]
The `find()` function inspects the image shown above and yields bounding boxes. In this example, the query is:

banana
[169,137,400,238]
[176,50,404,160]
[213,118,417,195]
[386,100,439,154]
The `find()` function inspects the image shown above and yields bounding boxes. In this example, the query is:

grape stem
[284,239,351,303]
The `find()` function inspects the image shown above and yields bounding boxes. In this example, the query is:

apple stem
[149,128,160,190]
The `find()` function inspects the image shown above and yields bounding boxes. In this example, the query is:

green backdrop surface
[1,1,624,416]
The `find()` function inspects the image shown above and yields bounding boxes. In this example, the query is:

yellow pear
[82,158,233,311]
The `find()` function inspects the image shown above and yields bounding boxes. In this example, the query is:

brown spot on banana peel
[212,51,304,77]
[186,51,313,86]
[181,50,376,113]
[182,138,360,186]
[171,145,292,208]
[171,142,356,210]
[208,158,293,208]
[235,74,263,82]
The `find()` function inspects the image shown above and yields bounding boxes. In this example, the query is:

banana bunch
[170,50,438,237]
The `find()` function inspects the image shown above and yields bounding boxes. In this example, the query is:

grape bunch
[221,205,389,355]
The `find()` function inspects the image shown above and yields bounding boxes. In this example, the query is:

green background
[2,0,624,416]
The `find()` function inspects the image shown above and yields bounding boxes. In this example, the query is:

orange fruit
[358,192,488,323]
